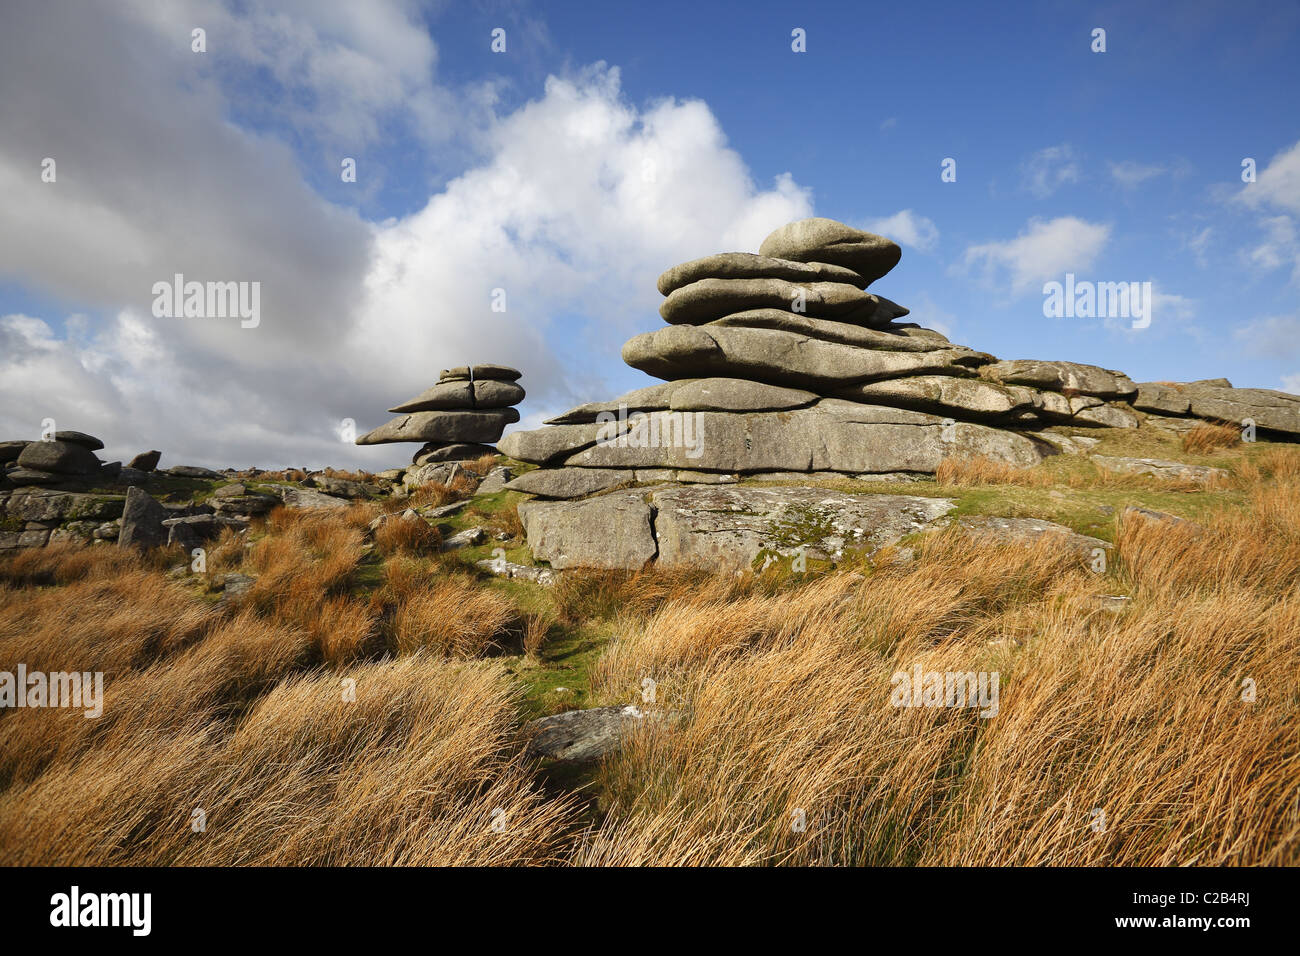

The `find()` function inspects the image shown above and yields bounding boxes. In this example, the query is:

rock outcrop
[356,364,525,463]
[488,215,1300,570]
[518,484,958,570]
[501,217,1300,497]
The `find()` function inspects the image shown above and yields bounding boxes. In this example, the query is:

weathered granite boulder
[704,309,948,350]
[499,420,631,466]
[650,485,956,567]
[308,475,382,499]
[758,218,902,286]
[166,465,224,479]
[978,360,1137,400]
[524,705,648,763]
[356,408,520,445]
[555,402,1053,474]
[835,375,1040,420]
[1178,383,1300,436]
[270,485,349,510]
[656,252,868,295]
[504,467,635,499]
[118,486,168,549]
[52,431,104,451]
[16,440,101,475]
[518,490,659,570]
[389,378,525,413]
[128,450,162,471]
[1132,382,1191,415]
[517,484,958,570]
[660,277,897,326]
[1091,456,1230,483]
[622,325,991,389]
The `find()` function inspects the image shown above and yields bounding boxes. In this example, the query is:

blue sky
[1,0,1298,467]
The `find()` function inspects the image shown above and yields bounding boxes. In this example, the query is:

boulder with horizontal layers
[355,408,520,445]
[704,309,946,350]
[504,467,635,499]
[834,375,1041,420]
[656,252,868,295]
[660,277,902,326]
[552,402,1054,474]
[978,359,1137,400]
[388,377,525,412]
[758,218,902,286]
[622,325,992,390]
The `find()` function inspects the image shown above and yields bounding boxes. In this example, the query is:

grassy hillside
[0,430,1296,865]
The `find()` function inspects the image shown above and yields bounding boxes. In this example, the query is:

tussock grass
[1,441,1297,866]
[392,576,520,657]
[578,481,1300,865]
[373,514,442,556]
[1182,421,1240,455]
[0,656,579,865]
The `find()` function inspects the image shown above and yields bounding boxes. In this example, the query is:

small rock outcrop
[2,432,110,489]
[356,364,524,464]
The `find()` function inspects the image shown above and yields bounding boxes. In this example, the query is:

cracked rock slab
[649,485,956,568]
[524,705,647,763]
[1091,455,1229,483]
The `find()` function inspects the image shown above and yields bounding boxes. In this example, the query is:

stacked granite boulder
[499,217,1299,501]
[356,364,524,465]
[2,431,113,488]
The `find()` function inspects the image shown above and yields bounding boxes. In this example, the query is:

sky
[1,0,1298,469]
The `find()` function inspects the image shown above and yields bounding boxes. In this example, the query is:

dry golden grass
[373,514,442,556]
[0,539,169,587]
[480,502,524,541]
[463,453,501,477]
[0,656,579,865]
[2,444,1298,866]
[936,456,1053,487]
[391,575,520,657]
[939,452,1231,493]
[1182,421,1240,454]
[577,483,1300,866]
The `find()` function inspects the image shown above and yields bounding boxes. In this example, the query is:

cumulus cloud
[958,217,1111,295]
[1233,140,1300,283]
[863,210,939,251]
[1238,140,1300,215]
[0,5,811,468]
[1020,145,1081,198]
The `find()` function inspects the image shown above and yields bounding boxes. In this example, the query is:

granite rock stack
[498,216,1300,499]
[356,364,524,464]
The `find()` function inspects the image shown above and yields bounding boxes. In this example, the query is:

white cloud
[1021,145,1081,198]
[1238,140,1300,215]
[0,7,811,469]
[1108,160,1165,189]
[1232,140,1300,283]
[1241,215,1299,280]
[1282,373,1300,394]
[863,210,939,251]
[959,217,1111,295]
